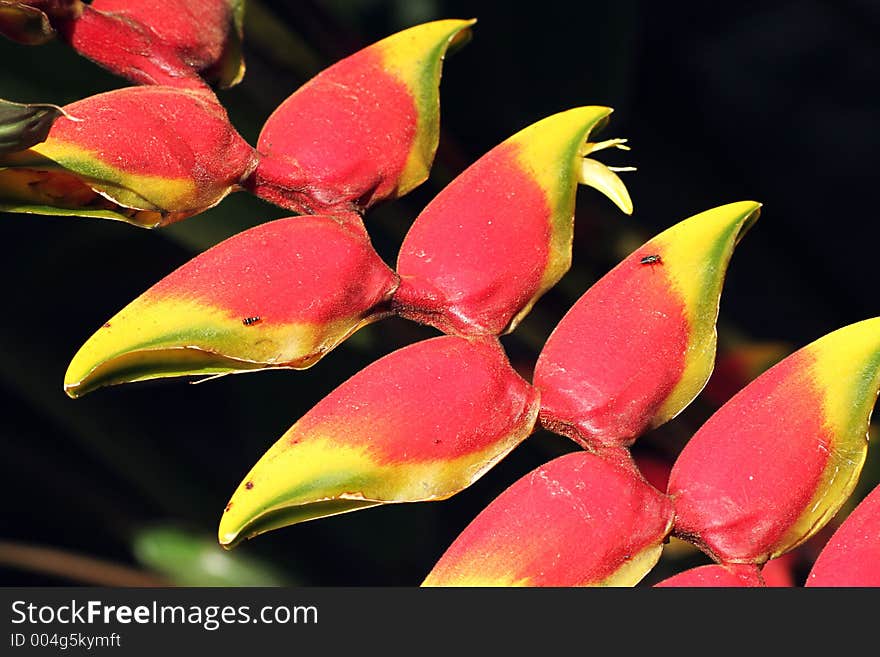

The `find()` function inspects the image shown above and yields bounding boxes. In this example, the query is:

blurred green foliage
[132,526,293,587]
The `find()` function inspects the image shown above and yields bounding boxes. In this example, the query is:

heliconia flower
[422,450,674,587]
[532,201,761,450]
[668,317,880,564]
[0,85,258,228]
[806,482,880,586]
[653,563,765,587]
[0,0,80,45]
[245,18,475,215]
[393,106,634,337]
[218,335,540,549]
[64,213,397,398]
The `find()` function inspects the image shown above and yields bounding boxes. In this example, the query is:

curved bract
[2,0,245,88]
[422,450,673,587]
[64,0,244,89]
[64,213,397,398]
[218,335,540,549]
[0,86,257,227]
[246,18,475,215]
[533,201,761,450]
[393,106,633,337]
[669,317,880,564]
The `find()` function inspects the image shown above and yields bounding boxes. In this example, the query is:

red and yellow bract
[534,201,761,450]
[669,317,880,563]
[219,335,540,548]
[64,213,397,397]
[423,450,673,586]
[0,85,257,227]
[393,106,633,336]
[246,19,474,215]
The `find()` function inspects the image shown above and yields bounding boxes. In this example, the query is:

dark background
[1,0,878,586]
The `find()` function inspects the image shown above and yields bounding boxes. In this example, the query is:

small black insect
[640,254,663,266]
[242,316,262,326]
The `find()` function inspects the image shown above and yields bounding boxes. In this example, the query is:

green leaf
[132,525,293,587]
[0,97,67,154]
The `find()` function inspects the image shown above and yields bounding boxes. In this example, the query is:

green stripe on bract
[4,149,184,211]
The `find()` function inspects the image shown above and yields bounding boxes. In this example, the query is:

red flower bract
[62,0,244,88]
[245,19,475,215]
[423,450,674,586]
[0,85,258,227]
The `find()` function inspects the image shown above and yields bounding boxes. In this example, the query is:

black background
[0,0,878,587]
